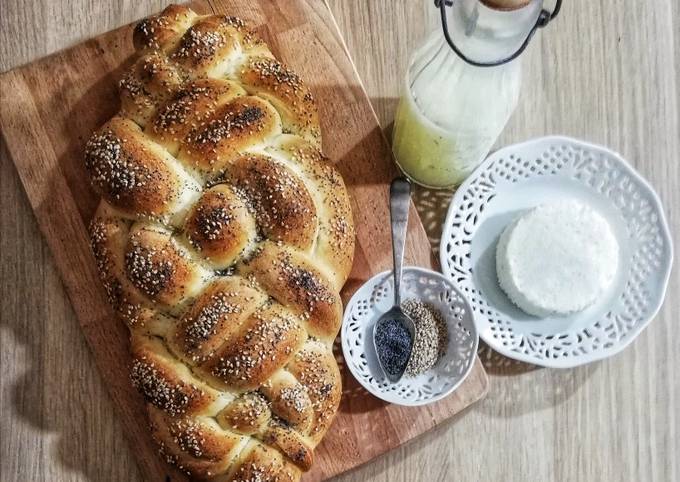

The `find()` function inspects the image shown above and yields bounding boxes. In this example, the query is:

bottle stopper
[481,0,532,10]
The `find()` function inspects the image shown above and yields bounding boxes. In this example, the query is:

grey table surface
[1,1,679,481]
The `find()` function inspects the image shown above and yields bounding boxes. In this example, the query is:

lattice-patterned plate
[440,136,673,368]
[341,267,478,406]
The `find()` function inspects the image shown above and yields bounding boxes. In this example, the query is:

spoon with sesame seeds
[372,177,416,383]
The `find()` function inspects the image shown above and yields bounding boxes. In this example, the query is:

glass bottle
[392,0,557,188]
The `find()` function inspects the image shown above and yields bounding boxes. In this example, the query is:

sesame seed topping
[130,357,194,416]
[279,385,309,413]
[125,240,176,298]
[250,58,303,93]
[274,252,335,311]
[89,8,355,474]
[188,104,264,147]
[184,292,241,347]
[86,131,145,194]
[211,308,299,383]
[173,26,227,65]
[194,202,235,241]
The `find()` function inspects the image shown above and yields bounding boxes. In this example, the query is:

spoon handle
[390,177,412,307]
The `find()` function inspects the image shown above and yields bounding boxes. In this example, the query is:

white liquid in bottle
[393,0,543,188]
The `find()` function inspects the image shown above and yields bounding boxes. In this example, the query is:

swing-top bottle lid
[481,0,532,10]
[435,0,561,67]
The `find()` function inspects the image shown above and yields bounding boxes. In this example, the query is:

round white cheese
[496,200,619,317]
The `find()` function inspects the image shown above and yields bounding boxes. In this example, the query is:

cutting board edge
[323,382,487,481]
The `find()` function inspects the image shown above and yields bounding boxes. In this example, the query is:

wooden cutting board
[0,1,489,480]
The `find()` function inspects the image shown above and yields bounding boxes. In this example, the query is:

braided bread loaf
[85,5,355,480]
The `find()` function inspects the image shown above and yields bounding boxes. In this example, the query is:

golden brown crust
[260,371,313,432]
[119,52,184,126]
[216,392,271,435]
[85,117,201,222]
[149,406,248,479]
[268,135,355,289]
[183,184,258,269]
[227,154,318,251]
[199,303,306,392]
[287,342,342,445]
[227,442,301,482]
[172,276,266,363]
[125,223,211,307]
[240,242,342,344]
[262,424,314,472]
[149,78,246,155]
[131,335,230,417]
[171,16,242,76]
[133,5,198,53]
[237,56,321,146]
[89,204,167,333]
[178,96,281,174]
[86,6,354,480]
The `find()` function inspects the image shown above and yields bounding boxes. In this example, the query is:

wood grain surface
[0,0,489,480]
[1,1,678,482]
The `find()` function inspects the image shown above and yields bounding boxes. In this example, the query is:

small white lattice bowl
[440,136,674,368]
[341,267,478,406]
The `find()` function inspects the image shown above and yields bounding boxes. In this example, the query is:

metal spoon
[373,177,416,383]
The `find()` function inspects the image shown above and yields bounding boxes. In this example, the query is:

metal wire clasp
[434,0,562,67]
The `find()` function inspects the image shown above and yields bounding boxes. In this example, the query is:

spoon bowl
[373,306,416,382]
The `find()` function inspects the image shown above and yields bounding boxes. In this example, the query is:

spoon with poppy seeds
[373,177,416,383]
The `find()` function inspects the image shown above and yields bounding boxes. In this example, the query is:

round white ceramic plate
[341,267,478,406]
[440,136,673,368]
